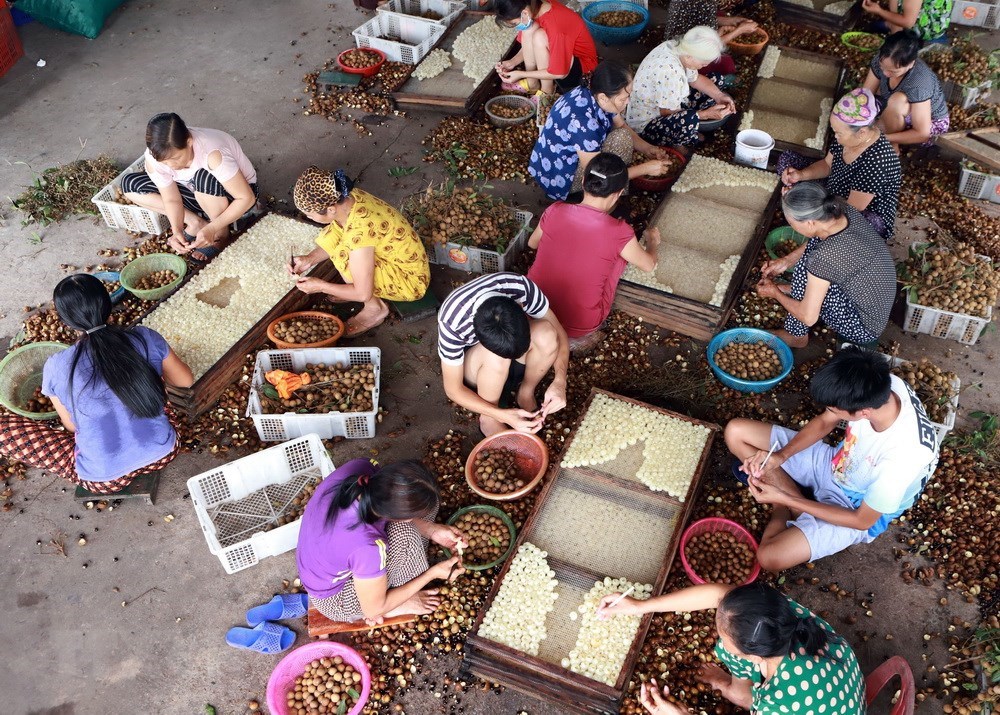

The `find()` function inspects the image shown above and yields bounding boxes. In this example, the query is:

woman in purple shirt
[297,459,466,626]
[0,274,194,494]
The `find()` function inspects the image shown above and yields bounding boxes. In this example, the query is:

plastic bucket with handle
[734,129,774,170]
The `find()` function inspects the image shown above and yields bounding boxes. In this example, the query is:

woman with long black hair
[0,274,194,494]
[296,458,465,626]
[599,582,865,714]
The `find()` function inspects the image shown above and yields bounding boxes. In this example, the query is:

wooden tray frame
[462,388,720,714]
[391,10,518,113]
[744,45,847,159]
[124,212,337,419]
[612,174,782,342]
[773,0,863,33]
[938,127,1000,171]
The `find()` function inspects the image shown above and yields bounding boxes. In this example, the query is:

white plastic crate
[941,78,993,109]
[353,12,446,64]
[958,163,1000,204]
[188,435,336,574]
[247,347,381,442]
[91,155,170,235]
[377,0,465,26]
[951,0,1000,27]
[433,209,533,273]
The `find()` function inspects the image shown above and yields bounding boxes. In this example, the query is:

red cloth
[518,1,598,77]
[705,53,736,75]
[527,203,635,337]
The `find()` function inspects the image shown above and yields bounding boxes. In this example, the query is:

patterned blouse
[898,0,953,40]
[826,134,901,238]
[529,86,616,201]
[314,189,430,302]
[715,598,867,714]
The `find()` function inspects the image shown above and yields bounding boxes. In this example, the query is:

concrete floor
[1,2,998,714]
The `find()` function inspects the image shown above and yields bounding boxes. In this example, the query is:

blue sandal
[183,231,221,264]
[246,593,309,627]
[225,621,295,654]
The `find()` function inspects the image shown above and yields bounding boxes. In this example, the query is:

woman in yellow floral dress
[290,167,430,336]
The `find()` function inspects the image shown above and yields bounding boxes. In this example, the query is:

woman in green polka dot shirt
[598,582,866,714]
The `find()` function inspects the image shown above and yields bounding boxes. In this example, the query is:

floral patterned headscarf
[293,166,354,213]
[831,88,877,128]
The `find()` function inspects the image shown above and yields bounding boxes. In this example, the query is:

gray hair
[670,26,724,63]
[782,181,845,223]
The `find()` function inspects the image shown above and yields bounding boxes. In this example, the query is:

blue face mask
[514,17,533,30]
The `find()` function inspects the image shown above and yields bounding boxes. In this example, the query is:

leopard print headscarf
[293,166,353,213]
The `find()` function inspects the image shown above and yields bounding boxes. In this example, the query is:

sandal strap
[256,622,289,654]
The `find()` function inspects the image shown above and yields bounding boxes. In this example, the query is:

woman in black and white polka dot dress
[598,582,866,715]
[757,182,896,349]
[777,88,902,240]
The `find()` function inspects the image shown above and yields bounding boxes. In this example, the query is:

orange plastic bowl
[680,517,761,586]
[465,430,549,501]
[726,27,770,57]
[267,310,345,350]
[337,48,386,78]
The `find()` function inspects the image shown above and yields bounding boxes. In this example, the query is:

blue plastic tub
[707,328,794,394]
[92,271,126,303]
[582,1,649,45]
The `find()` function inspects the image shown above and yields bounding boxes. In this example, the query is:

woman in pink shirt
[121,113,259,262]
[526,153,661,353]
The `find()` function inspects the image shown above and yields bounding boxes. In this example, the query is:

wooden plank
[392,11,518,113]
[938,127,1000,171]
[462,389,719,713]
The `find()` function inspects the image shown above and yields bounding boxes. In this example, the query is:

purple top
[41,326,176,482]
[296,459,388,599]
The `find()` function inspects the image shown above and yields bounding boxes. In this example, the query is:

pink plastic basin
[266,641,372,715]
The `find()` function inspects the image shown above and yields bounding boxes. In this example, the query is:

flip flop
[500,78,533,93]
[225,621,295,654]
[731,458,750,486]
[246,593,309,627]
[183,231,221,264]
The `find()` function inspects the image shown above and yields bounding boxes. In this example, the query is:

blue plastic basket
[707,328,794,394]
[92,271,126,303]
[582,1,649,45]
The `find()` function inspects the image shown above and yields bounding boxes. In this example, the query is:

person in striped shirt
[437,273,570,436]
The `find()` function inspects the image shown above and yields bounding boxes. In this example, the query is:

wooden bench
[307,606,417,637]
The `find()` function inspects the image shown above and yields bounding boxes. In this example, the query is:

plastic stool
[865,655,915,715]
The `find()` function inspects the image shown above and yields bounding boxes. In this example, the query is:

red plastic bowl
[630,146,688,192]
[267,641,371,715]
[336,48,386,78]
[680,517,761,586]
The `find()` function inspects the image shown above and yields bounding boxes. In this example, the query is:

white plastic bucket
[735,129,774,169]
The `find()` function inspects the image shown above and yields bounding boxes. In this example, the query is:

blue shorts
[770,425,877,562]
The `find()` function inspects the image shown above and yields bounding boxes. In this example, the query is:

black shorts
[555,57,583,94]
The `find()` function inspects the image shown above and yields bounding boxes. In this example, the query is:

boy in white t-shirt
[723,346,939,571]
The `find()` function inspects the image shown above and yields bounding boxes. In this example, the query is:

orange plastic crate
[0,4,24,78]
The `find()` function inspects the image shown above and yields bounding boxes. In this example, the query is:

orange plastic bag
[265,370,311,399]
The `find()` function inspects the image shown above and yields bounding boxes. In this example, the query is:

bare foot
[345,299,389,337]
[385,589,440,617]
[769,328,808,349]
[184,214,207,236]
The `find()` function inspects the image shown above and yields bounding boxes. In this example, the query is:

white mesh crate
[567,0,648,10]
[941,78,993,109]
[433,209,533,273]
[188,435,336,574]
[91,155,170,235]
[247,347,381,442]
[958,164,1000,204]
[377,0,465,26]
[353,12,446,64]
[951,0,1000,27]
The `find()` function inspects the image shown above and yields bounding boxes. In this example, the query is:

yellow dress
[315,189,430,302]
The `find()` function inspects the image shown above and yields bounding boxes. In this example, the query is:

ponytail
[326,460,439,529]
[54,275,166,420]
[583,153,629,198]
[782,181,845,223]
[719,583,830,658]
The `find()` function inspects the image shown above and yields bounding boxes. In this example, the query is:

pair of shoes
[226,593,308,654]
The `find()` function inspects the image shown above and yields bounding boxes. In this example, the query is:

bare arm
[156,177,188,238]
[862,0,921,28]
[766,273,830,326]
[162,347,194,388]
[527,225,544,250]
[599,583,735,619]
[354,556,459,620]
[862,69,881,94]
[619,228,660,273]
[50,395,75,433]
[536,309,569,417]
[441,361,543,432]
[295,247,375,301]
[846,189,876,212]
[204,150,256,228]
[885,99,933,146]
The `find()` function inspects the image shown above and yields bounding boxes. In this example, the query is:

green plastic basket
[443,504,517,571]
[0,342,70,420]
[841,32,884,53]
[120,253,187,301]
[765,226,808,274]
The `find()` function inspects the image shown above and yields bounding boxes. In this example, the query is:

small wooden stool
[74,470,161,506]
[307,606,417,637]
[387,292,440,324]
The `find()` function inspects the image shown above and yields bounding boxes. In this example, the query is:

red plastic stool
[865,656,915,715]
